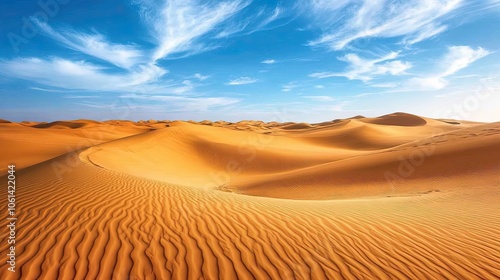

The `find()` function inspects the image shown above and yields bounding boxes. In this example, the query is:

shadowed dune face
[31,120,101,129]
[0,113,499,279]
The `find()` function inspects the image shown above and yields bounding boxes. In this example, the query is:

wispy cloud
[282,82,299,92]
[440,46,491,76]
[33,19,144,69]
[0,57,172,93]
[137,0,250,61]
[30,87,73,93]
[193,73,210,81]
[408,46,490,90]
[370,83,398,88]
[120,93,239,111]
[258,6,283,28]
[63,95,101,99]
[133,0,289,64]
[226,76,258,85]
[306,0,463,50]
[261,59,277,64]
[310,51,411,82]
[215,5,287,38]
[303,95,335,102]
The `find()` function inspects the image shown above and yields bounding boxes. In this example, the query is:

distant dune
[1,113,499,279]
[359,112,428,126]
[31,120,101,129]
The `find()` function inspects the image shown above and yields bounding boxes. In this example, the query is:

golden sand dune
[0,120,154,176]
[360,112,428,126]
[0,113,499,279]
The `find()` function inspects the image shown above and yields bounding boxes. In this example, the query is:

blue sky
[0,0,499,122]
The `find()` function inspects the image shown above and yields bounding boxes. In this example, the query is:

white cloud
[408,77,448,90]
[408,46,490,90]
[215,5,286,38]
[440,46,490,76]
[138,0,249,61]
[306,0,463,50]
[193,73,210,81]
[314,85,324,89]
[262,59,277,64]
[310,51,411,82]
[63,95,100,99]
[30,87,71,93]
[303,95,335,102]
[307,0,352,12]
[226,77,258,85]
[0,57,172,93]
[370,83,398,88]
[33,19,144,69]
[120,93,239,111]
[282,82,298,92]
[259,6,283,28]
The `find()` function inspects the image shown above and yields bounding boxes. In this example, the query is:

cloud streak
[261,59,277,64]
[0,57,171,93]
[282,82,299,92]
[409,46,490,90]
[311,51,411,82]
[226,76,258,85]
[33,19,144,69]
[303,95,335,102]
[120,93,240,111]
[306,0,463,50]
[137,0,249,61]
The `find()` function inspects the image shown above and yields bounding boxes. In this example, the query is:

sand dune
[0,120,154,176]
[359,112,428,126]
[0,113,499,279]
[31,120,101,129]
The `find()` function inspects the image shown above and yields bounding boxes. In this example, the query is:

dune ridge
[0,113,499,279]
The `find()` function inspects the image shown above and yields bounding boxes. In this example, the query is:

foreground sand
[0,113,499,279]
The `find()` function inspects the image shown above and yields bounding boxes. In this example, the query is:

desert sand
[0,113,499,279]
